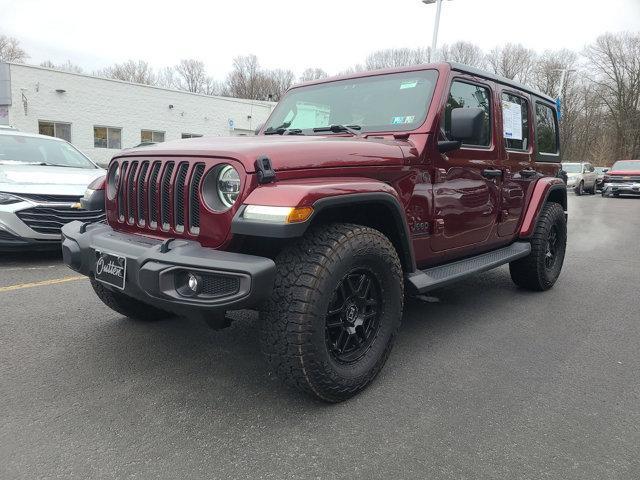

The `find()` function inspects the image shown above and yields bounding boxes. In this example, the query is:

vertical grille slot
[174,163,189,233]
[189,163,205,235]
[148,162,161,228]
[127,161,138,224]
[160,162,175,231]
[136,161,149,226]
[117,161,128,221]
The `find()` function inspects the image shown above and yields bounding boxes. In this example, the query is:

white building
[0,62,275,166]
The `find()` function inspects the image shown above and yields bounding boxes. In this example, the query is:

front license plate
[95,251,127,290]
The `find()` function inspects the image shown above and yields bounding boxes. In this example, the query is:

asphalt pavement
[1,194,639,480]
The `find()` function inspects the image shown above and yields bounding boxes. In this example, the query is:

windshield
[612,160,640,171]
[0,134,96,169]
[562,163,582,173]
[264,70,439,134]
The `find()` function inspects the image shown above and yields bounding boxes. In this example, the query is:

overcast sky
[1,0,639,78]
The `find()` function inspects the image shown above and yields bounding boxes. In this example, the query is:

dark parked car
[62,63,567,402]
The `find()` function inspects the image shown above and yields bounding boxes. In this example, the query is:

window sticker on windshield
[391,115,416,124]
[400,81,418,90]
[502,100,523,140]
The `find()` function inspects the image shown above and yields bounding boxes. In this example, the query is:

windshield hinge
[255,155,277,184]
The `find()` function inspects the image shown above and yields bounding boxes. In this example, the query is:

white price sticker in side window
[400,81,418,90]
[502,101,523,140]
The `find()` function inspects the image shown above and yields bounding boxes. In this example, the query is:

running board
[406,242,531,294]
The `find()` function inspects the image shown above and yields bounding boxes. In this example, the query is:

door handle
[482,169,502,178]
[519,169,537,178]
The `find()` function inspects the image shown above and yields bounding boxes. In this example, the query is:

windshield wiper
[312,124,363,137]
[264,127,304,136]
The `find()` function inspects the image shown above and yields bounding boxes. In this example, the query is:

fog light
[187,273,201,294]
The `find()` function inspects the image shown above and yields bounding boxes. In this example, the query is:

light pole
[422,0,450,61]
[553,68,576,120]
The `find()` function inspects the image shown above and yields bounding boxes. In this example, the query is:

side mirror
[603,168,609,173]
[254,123,264,135]
[450,107,485,143]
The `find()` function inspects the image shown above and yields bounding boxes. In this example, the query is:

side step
[406,242,531,294]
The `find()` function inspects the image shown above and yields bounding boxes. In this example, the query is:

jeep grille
[112,160,205,235]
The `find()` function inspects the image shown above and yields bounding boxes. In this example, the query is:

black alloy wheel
[325,269,382,364]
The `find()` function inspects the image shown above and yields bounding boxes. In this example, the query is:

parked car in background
[0,130,106,251]
[562,162,598,195]
[594,166,608,191]
[602,160,640,197]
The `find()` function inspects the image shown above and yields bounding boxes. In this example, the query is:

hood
[608,169,640,176]
[566,172,580,178]
[115,135,407,172]
[0,164,105,196]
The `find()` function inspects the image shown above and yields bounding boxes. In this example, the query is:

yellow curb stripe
[0,275,85,293]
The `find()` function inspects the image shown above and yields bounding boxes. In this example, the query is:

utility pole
[422,0,450,61]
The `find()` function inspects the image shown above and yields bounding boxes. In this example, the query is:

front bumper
[61,221,276,317]
[602,182,640,195]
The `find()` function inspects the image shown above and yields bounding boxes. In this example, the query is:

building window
[39,121,71,142]
[181,133,203,139]
[141,130,165,143]
[94,126,122,149]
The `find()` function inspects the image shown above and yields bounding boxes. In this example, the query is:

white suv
[562,162,598,195]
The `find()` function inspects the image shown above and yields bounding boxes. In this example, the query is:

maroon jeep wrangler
[62,63,567,402]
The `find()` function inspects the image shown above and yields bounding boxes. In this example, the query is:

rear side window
[444,81,492,147]
[535,103,558,154]
[501,93,529,151]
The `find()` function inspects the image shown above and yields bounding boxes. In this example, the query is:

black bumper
[61,221,276,317]
[0,230,60,252]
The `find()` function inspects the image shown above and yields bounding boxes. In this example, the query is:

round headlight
[202,164,241,212]
[217,165,240,208]
[106,163,120,200]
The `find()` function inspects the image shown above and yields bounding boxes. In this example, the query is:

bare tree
[95,60,156,85]
[486,43,537,83]
[364,48,430,70]
[439,41,485,68]
[225,54,263,99]
[260,69,295,101]
[584,32,640,160]
[157,66,178,89]
[0,34,28,62]
[40,60,83,73]
[174,59,209,93]
[300,68,328,82]
[531,49,578,97]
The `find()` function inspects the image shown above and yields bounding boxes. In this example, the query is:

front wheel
[509,202,567,291]
[575,181,584,196]
[260,223,403,402]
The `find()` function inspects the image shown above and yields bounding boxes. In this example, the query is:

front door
[430,78,501,252]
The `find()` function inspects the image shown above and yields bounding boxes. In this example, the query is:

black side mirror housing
[450,107,485,143]
[603,168,609,173]
[437,140,462,153]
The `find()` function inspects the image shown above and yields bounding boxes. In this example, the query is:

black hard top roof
[448,62,556,104]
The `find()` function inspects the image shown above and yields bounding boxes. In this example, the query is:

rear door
[497,90,535,237]
[430,77,501,252]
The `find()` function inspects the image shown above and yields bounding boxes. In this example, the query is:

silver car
[562,162,598,195]
[0,129,106,251]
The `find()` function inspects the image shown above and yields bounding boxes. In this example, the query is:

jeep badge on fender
[61,62,567,403]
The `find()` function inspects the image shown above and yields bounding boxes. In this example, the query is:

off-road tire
[259,223,403,403]
[509,202,566,291]
[90,278,172,321]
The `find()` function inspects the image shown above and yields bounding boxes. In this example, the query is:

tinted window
[444,81,491,147]
[501,93,529,150]
[94,126,122,149]
[535,103,558,154]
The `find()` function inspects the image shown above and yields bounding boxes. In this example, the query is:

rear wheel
[90,278,172,321]
[260,223,403,402]
[509,202,566,291]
